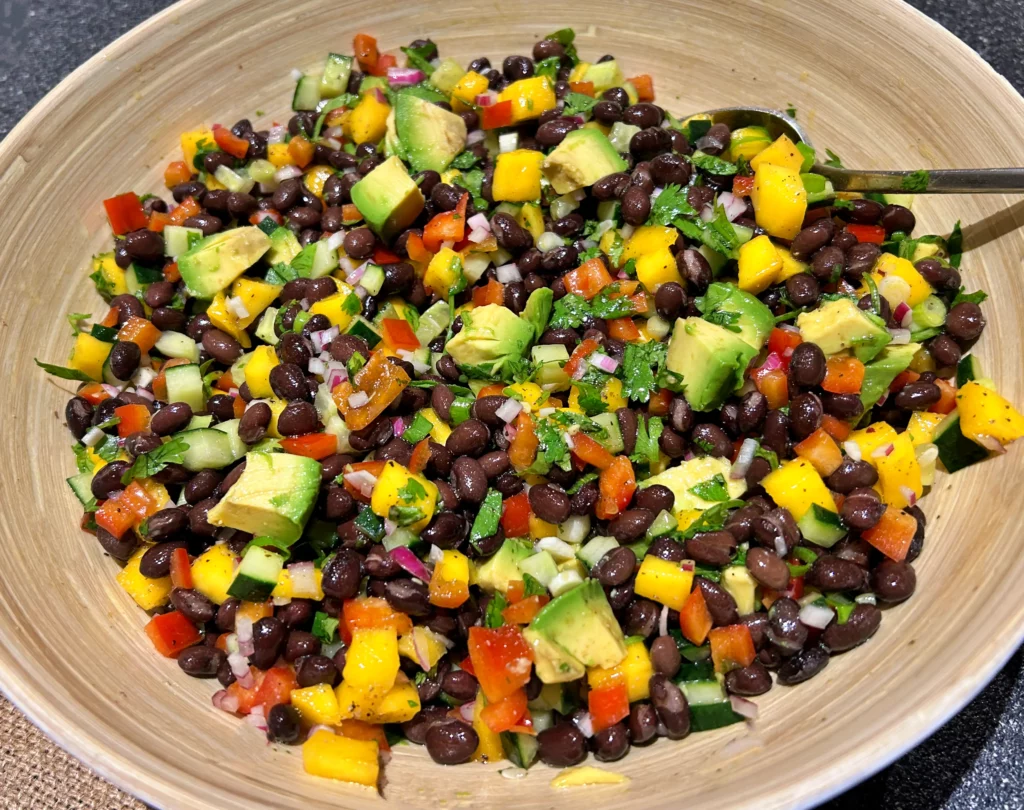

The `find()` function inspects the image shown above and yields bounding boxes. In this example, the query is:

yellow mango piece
[493,150,545,202]
[551,766,629,788]
[760,458,836,521]
[265,396,288,439]
[588,638,653,703]
[599,229,622,266]
[180,128,214,168]
[364,681,421,723]
[450,71,490,113]
[569,63,591,83]
[517,202,545,240]
[116,546,172,610]
[602,378,627,411]
[244,345,279,399]
[291,684,342,726]
[398,626,449,671]
[369,461,438,533]
[302,730,379,787]
[737,234,783,295]
[847,422,900,468]
[471,691,505,763]
[424,247,462,294]
[875,432,922,509]
[623,226,684,292]
[68,332,113,381]
[635,249,685,292]
[957,380,1024,445]
[749,134,805,174]
[335,680,381,721]
[206,292,251,348]
[344,93,391,144]
[751,163,807,240]
[343,627,400,695]
[907,412,945,446]
[634,556,694,611]
[775,246,810,281]
[529,514,559,540]
[304,165,335,199]
[189,544,237,605]
[272,566,324,601]
[91,252,127,298]
[497,76,557,123]
[230,277,282,329]
[267,142,294,168]
[722,566,758,615]
[866,253,933,308]
[623,225,678,260]
[505,381,547,410]
[418,406,452,444]
[726,126,773,163]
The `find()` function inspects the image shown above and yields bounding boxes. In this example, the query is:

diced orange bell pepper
[822,355,865,394]
[501,491,532,537]
[103,193,148,235]
[628,74,655,102]
[753,366,789,410]
[607,317,641,341]
[588,683,630,732]
[648,388,672,416]
[481,688,530,734]
[227,669,266,714]
[733,175,755,197]
[481,100,515,130]
[167,197,202,226]
[890,370,920,392]
[597,456,636,520]
[508,411,539,472]
[280,433,339,460]
[847,224,886,244]
[568,81,595,97]
[114,403,151,438]
[476,383,506,399]
[570,432,615,470]
[501,594,548,625]
[341,459,386,502]
[288,135,315,169]
[148,210,173,233]
[95,495,135,539]
[564,258,614,300]
[369,53,397,77]
[253,666,299,712]
[405,232,433,264]
[341,204,362,223]
[333,351,411,431]
[353,33,379,70]
[144,611,201,658]
[422,193,468,253]
[820,413,852,442]
[237,600,274,624]
[380,318,421,352]
[709,624,757,674]
[472,279,506,307]
[374,246,401,264]
[342,597,413,644]
[164,161,192,188]
[409,438,431,474]
[679,586,713,645]
[99,307,120,329]
[930,377,957,414]
[78,382,111,405]
[506,580,526,604]
[117,316,162,354]
[794,428,844,477]
[339,719,391,752]
[214,126,250,159]
[169,547,193,589]
[467,625,534,703]
[862,506,918,562]
[163,261,181,283]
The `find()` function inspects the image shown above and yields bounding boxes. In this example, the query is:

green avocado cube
[665,317,757,412]
[859,343,921,408]
[542,129,628,195]
[796,298,892,363]
[395,93,467,173]
[527,580,627,673]
[178,226,271,298]
[350,156,425,240]
[445,304,535,379]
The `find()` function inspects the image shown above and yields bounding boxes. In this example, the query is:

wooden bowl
[1,0,1022,807]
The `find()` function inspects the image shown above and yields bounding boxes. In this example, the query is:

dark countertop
[1,1,1022,807]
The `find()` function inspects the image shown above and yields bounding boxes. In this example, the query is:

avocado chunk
[178,226,271,298]
[520,287,553,340]
[640,456,747,515]
[526,579,627,675]
[581,60,625,93]
[859,343,921,408]
[796,298,891,363]
[445,304,535,379]
[395,93,467,173]
[542,129,628,195]
[475,537,531,593]
[350,156,425,240]
[265,226,301,266]
[206,451,320,544]
[698,282,774,350]
[665,316,757,411]
[523,626,586,683]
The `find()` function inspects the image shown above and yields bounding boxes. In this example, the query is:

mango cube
[737,234,783,294]
[302,730,379,787]
[493,150,545,202]
[633,556,694,611]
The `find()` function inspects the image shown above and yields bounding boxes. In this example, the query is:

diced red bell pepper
[568,81,595,97]
[148,210,173,233]
[114,403,151,438]
[374,246,401,265]
[501,595,549,625]
[563,258,614,300]
[422,193,469,252]
[607,317,640,341]
[570,432,615,470]
[890,369,920,392]
[232,396,246,419]
[353,33,379,70]
[213,126,251,159]
[820,413,852,442]
[168,197,202,226]
[472,279,506,307]
[122,480,159,523]
[164,161,192,188]
[369,53,396,77]
[380,318,421,351]
[847,224,886,244]
[822,355,865,394]
[930,377,957,414]
[227,668,266,714]
[78,382,111,405]
[253,666,298,712]
[163,261,181,284]
[117,316,162,354]
[405,232,433,264]
[103,193,148,235]
[596,456,636,520]
[794,428,844,477]
[506,580,526,603]
[862,506,918,561]
[732,175,755,197]
[476,383,506,399]
[341,597,413,645]
[648,388,672,416]
[767,327,802,368]
[709,624,756,674]
[409,438,431,474]
[481,100,514,130]
[467,625,534,703]
[501,491,532,537]
[95,496,135,539]
[763,574,805,608]
[563,337,601,380]
[288,135,315,168]
[679,586,713,645]
[588,683,630,733]
[459,655,476,677]
[280,433,339,460]
[628,74,655,102]
[341,459,387,501]
[144,611,202,658]
[99,307,120,328]
[508,411,539,473]
[169,547,193,589]
[481,688,530,734]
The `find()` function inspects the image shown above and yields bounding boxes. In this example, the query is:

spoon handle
[815,165,1024,194]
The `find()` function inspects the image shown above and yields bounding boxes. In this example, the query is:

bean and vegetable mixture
[39,27,1024,790]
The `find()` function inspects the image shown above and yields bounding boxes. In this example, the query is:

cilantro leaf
[266,262,299,285]
[824,149,844,168]
[591,284,639,319]
[567,472,599,495]
[674,204,742,259]
[469,489,504,551]
[689,151,738,176]
[533,419,571,472]
[831,198,854,211]
[786,105,797,118]
[578,245,602,262]
[678,499,746,540]
[621,341,666,403]
[522,573,548,597]
[450,151,480,170]
[120,437,190,484]
[948,220,964,268]
[484,591,508,628]
[647,183,697,226]
[688,473,730,502]
[397,479,427,503]
[35,360,94,382]
[574,381,607,416]
[901,170,930,193]
[89,267,117,301]
[753,443,779,470]
[67,313,91,336]
[607,232,626,267]
[401,44,435,75]
[544,28,579,64]
[313,93,360,138]
[951,287,988,307]
[534,56,561,81]
[312,611,340,644]
[629,415,663,467]
[564,92,597,118]
[548,293,592,330]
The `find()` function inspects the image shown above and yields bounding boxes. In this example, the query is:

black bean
[282,630,321,664]
[624,598,660,637]
[276,401,318,436]
[569,480,598,515]
[725,661,773,696]
[238,402,271,444]
[184,469,221,505]
[785,273,820,308]
[929,335,962,367]
[844,242,880,281]
[677,248,712,293]
[249,616,286,670]
[654,282,686,320]
[214,598,240,633]
[276,599,314,628]
[694,122,731,155]
[880,204,915,235]
[767,597,808,654]
[265,704,302,745]
[470,395,509,428]
[841,487,885,531]
[592,547,637,587]
[90,461,129,501]
[321,549,363,600]
[148,402,190,436]
[139,540,188,578]
[691,423,732,458]
[788,392,823,439]
[490,212,532,253]
[697,577,739,626]
[946,301,986,341]
[536,117,580,147]
[827,459,877,494]
[790,219,834,261]
[628,703,659,745]
[649,673,690,739]
[635,484,674,515]
[384,578,431,616]
[95,526,138,562]
[822,392,864,421]
[807,554,867,592]
[201,328,242,364]
[620,186,651,225]
[537,723,587,767]
[424,719,480,766]
[622,103,663,129]
[450,457,487,505]
[65,396,94,440]
[872,559,916,602]
[776,645,829,685]
[821,604,881,653]
[178,645,225,678]
[746,546,791,591]
[502,54,534,80]
[685,531,736,567]
[592,172,631,201]
[810,245,844,280]
[650,636,682,678]
[528,483,571,524]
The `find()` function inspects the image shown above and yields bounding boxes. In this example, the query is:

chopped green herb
[824,149,844,168]
[689,151,738,176]
[312,611,340,644]
[469,489,504,551]
[647,183,697,226]
[901,170,930,193]
[688,473,730,502]
[948,220,963,268]
[121,437,190,484]
[34,360,94,382]
[621,341,667,403]
[951,287,988,307]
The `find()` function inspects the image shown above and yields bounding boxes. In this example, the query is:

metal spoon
[700,106,1024,194]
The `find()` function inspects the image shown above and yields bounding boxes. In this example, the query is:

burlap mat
[0,696,145,809]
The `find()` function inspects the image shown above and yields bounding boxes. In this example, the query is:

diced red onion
[466,130,486,146]
[562,431,575,450]
[427,545,445,565]
[778,323,801,334]
[899,486,918,506]
[798,602,835,630]
[761,352,783,372]
[498,132,519,153]
[348,391,369,408]
[504,423,518,443]
[681,560,695,572]
[495,397,523,423]
[700,205,715,222]
[396,349,430,374]
[346,261,368,286]
[495,263,522,283]
[390,547,432,582]
[325,230,346,252]
[467,213,490,232]
[570,362,587,381]
[894,301,913,328]
[412,631,432,670]
[322,125,344,139]
[227,387,240,399]
[843,440,862,461]
[310,325,340,354]
[132,366,157,388]
[244,712,268,731]
[298,298,311,311]
[134,387,156,403]
[719,191,748,222]
[274,165,303,183]
[383,519,397,537]
[81,426,106,447]
[888,327,911,344]
[212,690,240,714]
[308,357,327,376]
[730,695,760,720]
[267,124,287,144]
[468,226,490,243]
[101,383,122,398]
[474,92,496,107]
[354,285,368,300]
[344,468,377,495]
[975,434,1005,454]
[319,136,342,151]
[325,365,348,391]
[459,701,476,723]
[572,711,594,738]
[565,116,585,127]
[235,615,254,647]
[371,88,387,105]
[684,451,695,461]
[872,442,895,459]
[588,352,619,374]
[227,295,249,320]
[387,67,425,86]
[288,562,318,597]
[228,652,254,687]
[731,438,758,480]
[659,604,670,637]
[440,240,455,251]
[774,534,788,557]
